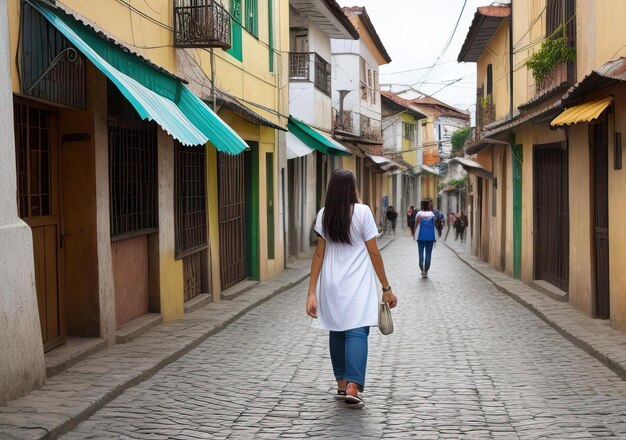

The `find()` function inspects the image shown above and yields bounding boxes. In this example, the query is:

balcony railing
[289,52,331,96]
[174,0,231,49]
[333,109,382,142]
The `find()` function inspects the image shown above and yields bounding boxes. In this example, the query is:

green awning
[29,0,247,153]
[287,116,351,156]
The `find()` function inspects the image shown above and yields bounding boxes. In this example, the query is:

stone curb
[0,267,312,440]
[445,242,626,382]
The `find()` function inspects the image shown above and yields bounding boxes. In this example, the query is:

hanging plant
[526,25,576,84]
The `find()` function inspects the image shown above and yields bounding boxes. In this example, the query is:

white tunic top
[313,204,379,332]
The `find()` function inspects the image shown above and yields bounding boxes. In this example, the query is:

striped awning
[551,96,613,127]
[30,0,248,152]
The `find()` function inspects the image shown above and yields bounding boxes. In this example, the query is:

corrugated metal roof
[458,5,510,63]
[32,0,248,152]
[551,96,613,126]
[561,57,626,104]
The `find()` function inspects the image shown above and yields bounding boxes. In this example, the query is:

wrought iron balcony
[174,0,231,49]
[332,109,381,142]
[289,52,331,96]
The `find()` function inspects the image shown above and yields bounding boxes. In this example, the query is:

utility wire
[414,0,468,90]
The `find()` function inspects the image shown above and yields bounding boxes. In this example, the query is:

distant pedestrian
[306,169,397,409]
[432,208,444,238]
[411,199,437,278]
[386,206,398,235]
[454,214,463,241]
[407,205,415,234]
[458,212,468,243]
[445,211,456,241]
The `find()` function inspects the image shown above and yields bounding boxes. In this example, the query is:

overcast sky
[337,0,496,115]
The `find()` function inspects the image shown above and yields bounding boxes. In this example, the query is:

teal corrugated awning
[287,116,351,156]
[29,0,247,153]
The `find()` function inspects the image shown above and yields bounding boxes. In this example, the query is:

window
[486,64,493,97]
[402,122,416,142]
[244,0,258,37]
[227,0,243,61]
[108,84,158,239]
[175,142,208,258]
[360,57,367,101]
[314,54,331,96]
[546,0,575,44]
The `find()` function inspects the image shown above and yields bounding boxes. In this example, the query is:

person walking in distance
[407,205,415,235]
[385,205,398,235]
[459,211,469,243]
[306,169,398,409]
[445,210,456,241]
[411,200,437,278]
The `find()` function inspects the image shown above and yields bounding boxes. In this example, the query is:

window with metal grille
[108,84,158,240]
[175,142,208,258]
[14,103,53,218]
[314,54,331,96]
[402,121,415,142]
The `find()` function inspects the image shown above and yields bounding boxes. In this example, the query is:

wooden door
[533,143,569,292]
[590,120,610,318]
[218,152,246,289]
[14,102,65,351]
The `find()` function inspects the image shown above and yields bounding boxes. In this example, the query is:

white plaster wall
[93,72,116,345]
[289,82,332,131]
[0,0,46,404]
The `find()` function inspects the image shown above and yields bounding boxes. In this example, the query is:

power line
[414,0,469,90]
[380,60,457,76]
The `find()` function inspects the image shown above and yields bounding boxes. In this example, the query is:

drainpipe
[509,1,514,119]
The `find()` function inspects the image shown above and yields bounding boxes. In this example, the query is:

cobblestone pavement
[61,237,626,439]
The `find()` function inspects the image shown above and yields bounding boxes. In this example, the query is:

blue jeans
[417,241,434,272]
[329,327,370,391]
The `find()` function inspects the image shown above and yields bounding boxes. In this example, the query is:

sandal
[345,383,364,408]
[334,389,346,401]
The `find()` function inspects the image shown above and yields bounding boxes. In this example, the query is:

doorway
[14,102,65,352]
[533,142,569,292]
[590,119,610,318]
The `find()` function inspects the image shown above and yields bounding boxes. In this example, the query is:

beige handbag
[378,300,394,335]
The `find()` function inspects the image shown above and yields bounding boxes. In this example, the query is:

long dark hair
[420,200,430,211]
[323,169,358,244]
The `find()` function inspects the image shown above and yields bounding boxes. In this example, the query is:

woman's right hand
[306,294,318,318]
[382,291,398,309]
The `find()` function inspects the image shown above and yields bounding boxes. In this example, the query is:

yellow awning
[551,96,613,126]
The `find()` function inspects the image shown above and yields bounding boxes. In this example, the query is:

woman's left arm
[306,237,326,318]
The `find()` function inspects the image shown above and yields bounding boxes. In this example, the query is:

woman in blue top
[411,200,437,278]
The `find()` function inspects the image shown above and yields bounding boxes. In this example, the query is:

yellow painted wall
[206,147,221,302]
[609,87,626,331]
[476,20,510,121]
[401,113,418,166]
[568,123,594,316]
[342,155,357,175]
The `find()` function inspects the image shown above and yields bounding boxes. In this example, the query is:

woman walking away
[306,169,398,409]
[411,200,437,278]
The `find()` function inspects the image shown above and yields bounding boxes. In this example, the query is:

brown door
[218,152,246,289]
[533,143,569,292]
[590,120,610,318]
[14,102,65,351]
[476,177,483,258]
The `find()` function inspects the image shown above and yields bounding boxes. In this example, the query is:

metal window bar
[289,52,310,80]
[314,53,331,96]
[20,1,86,109]
[174,142,208,258]
[13,103,52,218]
[108,120,158,239]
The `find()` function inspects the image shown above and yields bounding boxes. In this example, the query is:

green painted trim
[245,0,259,37]
[268,0,274,72]
[245,143,260,279]
[266,152,275,259]
[511,134,523,279]
[227,0,243,61]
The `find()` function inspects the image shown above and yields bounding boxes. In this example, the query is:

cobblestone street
[60,237,626,439]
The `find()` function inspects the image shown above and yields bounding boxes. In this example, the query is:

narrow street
[60,237,626,440]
